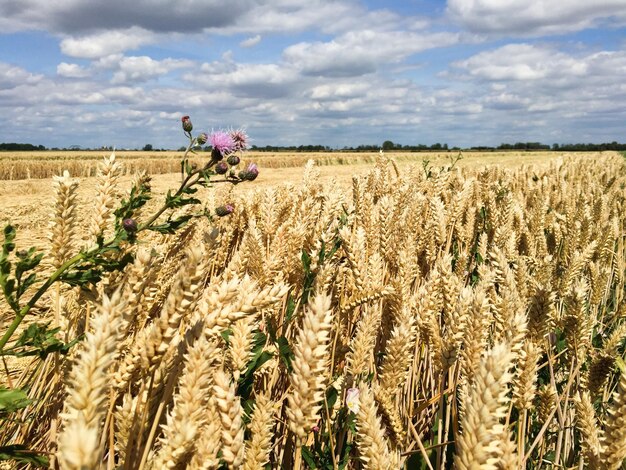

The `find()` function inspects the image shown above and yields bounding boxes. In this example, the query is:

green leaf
[147,215,193,234]
[59,266,103,287]
[3,323,80,359]
[185,160,194,176]
[0,445,48,467]
[220,328,233,344]
[0,387,31,416]
[326,383,339,410]
[237,331,271,400]
[285,294,297,323]
[277,336,293,372]
[301,446,318,469]
[165,190,201,209]
[17,272,38,299]
[301,249,311,273]
[2,225,16,256]
[114,182,152,225]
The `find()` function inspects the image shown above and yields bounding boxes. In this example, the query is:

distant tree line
[477,141,626,152]
[248,144,332,152]
[3,141,626,152]
[0,143,46,151]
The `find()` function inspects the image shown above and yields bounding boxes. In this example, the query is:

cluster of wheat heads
[2,152,626,469]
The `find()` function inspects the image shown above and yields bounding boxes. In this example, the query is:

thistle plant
[0,116,257,465]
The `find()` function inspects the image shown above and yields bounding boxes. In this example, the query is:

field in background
[0,150,614,180]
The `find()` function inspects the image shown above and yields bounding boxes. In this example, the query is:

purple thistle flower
[229,128,249,152]
[210,131,235,156]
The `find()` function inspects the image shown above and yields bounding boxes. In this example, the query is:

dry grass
[1,150,626,469]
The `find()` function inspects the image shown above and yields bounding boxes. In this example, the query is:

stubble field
[1,149,626,469]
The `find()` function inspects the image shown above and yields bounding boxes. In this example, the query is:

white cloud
[283,30,460,77]
[60,27,156,58]
[447,0,626,35]
[57,62,91,78]
[444,43,626,142]
[240,35,261,48]
[453,43,619,85]
[192,61,301,99]
[0,63,43,89]
[110,56,195,84]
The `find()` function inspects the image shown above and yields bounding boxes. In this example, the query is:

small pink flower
[346,388,360,414]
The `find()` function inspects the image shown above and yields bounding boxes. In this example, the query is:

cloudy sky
[0,0,625,149]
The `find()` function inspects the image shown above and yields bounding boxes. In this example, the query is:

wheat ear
[213,368,246,468]
[600,369,626,469]
[454,342,514,470]
[574,392,601,468]
[244,392,278,470]
[48,169,78,270]
[355,384,398,469]
[151,335,218,468]
[286,292,334,443]
[57,292,125,469]
[87,152,121,245]
[187,398,222,470]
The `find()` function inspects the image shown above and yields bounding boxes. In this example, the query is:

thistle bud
[227,154,240,166]
[196,132,208,145]
[215,204,234,217]
[211,147,223,161]
[181,115,193,133]
[215,161,229,175]
[123,218,138,233]
[243,163,259,181]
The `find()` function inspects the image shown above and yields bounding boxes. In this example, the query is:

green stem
[0,250,87,352]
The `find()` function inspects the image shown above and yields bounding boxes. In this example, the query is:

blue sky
[0,0,625,149]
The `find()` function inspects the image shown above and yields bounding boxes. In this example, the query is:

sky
[0,0,625,149]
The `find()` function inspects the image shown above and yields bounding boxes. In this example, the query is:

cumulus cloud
[192,61,301,99]
[444,42,626,143]
[0,63,43,89]
[283,30,460,77]
[110,56,195,84]
[447,0,626,35]
[57,62,91,78]
[60,27,157,59]
[240,35,261,48]
[453,43,623,87]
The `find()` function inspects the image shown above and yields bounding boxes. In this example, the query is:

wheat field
[1,151,626,469]
[0,150,580,180]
